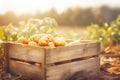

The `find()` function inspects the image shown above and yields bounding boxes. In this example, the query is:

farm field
[0,0,120,79]
[57,26,88,40]
[0,17,119,80]
[0,26,120,80]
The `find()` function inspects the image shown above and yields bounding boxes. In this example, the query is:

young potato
[28,41,38,46]
[38,34,54,46]
[28,34,46,43]
[54,37,66,47]
[38,37,49,46]
[44,34,54,42]
[17,37,28,44]
[48,42,55,48]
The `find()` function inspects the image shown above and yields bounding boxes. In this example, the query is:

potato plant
[87,15,120,48]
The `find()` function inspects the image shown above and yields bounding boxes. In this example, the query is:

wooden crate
[3,41,100,80]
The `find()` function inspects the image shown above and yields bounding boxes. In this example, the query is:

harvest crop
[18,34,67,47]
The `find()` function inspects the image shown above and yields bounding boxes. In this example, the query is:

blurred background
[0,0,120,26]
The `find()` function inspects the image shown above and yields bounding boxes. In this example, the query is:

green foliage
[4,24,18,41]
[87,15,120,47]
[17,17,58,39]
[0,27,4,40]
[1,17,58,42]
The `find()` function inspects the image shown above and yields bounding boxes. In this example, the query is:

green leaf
[0,27,4,40]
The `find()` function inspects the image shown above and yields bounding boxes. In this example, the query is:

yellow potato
[28,41,38,46]
[17,37,28,44]
[54,37,66,47]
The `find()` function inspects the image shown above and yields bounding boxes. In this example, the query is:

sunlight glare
[1,0,68,15]
[0,0,120,15]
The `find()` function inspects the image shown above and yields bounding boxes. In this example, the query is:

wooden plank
[46,42,100,63]
[46,57,100,80]
[8,43,44,63]
[41,48,47,80]
[3,43,9,72]
[79,40,92,43]
[9,60,42,80]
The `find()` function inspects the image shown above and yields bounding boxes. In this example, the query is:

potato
[38,37,49,46]
[17,37,28,44]
[54,37,66,47]
[28,41,38,46]
[28,34,45,43]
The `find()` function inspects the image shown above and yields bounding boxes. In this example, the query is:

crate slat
[3,43,9,72]
[47,57,100,80]
[9,60,42,80]
[46,42,100,63]
[8,43,44,63]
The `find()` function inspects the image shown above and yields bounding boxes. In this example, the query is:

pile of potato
[17,34,67,47]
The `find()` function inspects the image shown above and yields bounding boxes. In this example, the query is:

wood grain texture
[3,43,10,72]
[3,41,100,80]
[9,60,42,80]
[46,42,100,63]
[46,57,100,80]
[8,43,44,63]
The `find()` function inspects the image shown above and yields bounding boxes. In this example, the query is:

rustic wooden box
[3,41,100,80]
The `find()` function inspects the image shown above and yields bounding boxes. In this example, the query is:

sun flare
[0,0,120,15]
[0,0,73,15]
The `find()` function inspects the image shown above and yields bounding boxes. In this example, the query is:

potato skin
[17,37,28,44]
[28,41,38,46]
[54,37,66,47]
